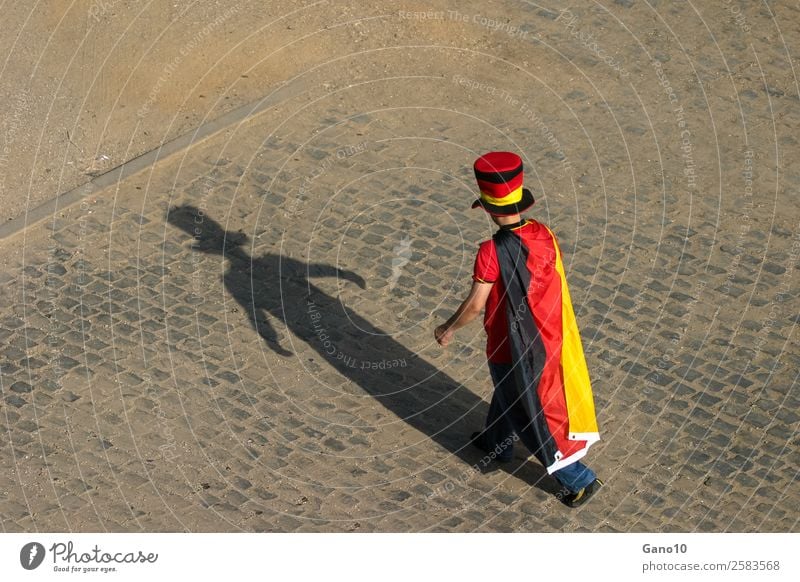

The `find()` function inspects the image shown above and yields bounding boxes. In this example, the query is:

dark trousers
[484,361,596,493]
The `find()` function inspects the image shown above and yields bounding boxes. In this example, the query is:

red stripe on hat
[476,173,524,197]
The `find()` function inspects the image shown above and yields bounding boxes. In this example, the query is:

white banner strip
[1,533,797,581]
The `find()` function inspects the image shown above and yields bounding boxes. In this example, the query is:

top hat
[470,151,535,216]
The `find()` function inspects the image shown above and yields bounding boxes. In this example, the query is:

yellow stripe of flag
[545,226,600,440]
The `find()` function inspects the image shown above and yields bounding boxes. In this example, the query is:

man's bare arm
[434,280,492,347]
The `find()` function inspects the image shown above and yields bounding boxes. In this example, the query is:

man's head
[470,151,534,216]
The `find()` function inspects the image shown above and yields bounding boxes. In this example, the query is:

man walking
[434,151,602,508]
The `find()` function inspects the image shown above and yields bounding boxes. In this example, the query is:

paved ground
[0,3,798,532]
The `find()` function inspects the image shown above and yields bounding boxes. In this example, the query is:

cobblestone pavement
[1,4,798,532]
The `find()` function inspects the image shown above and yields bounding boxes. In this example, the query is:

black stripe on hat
[474,164,523,184]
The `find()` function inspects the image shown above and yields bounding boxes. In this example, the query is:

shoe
[470,431,513,463]
[562,478,603,508]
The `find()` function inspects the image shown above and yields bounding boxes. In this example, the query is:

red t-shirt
[473,219,560,363]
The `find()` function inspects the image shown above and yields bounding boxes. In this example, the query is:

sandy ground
[0,0,412,222]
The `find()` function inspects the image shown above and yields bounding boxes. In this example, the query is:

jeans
[485,361,596,493]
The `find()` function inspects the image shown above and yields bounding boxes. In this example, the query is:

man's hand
[435,324,454,347]
[435,281,491,348]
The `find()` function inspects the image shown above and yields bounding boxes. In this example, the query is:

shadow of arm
[307,263,366,289]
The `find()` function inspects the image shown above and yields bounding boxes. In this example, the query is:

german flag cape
[493,226,599,473]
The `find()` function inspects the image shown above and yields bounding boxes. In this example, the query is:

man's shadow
[168,205,562,498]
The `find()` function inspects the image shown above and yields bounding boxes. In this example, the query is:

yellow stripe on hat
[480,186,523,206]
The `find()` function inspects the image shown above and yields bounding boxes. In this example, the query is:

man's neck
[496,216,526,230]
